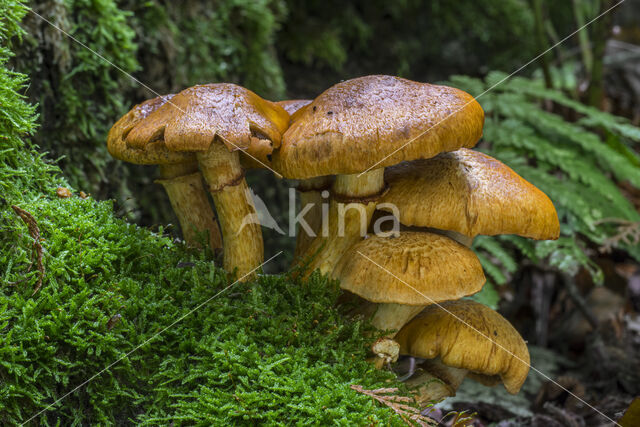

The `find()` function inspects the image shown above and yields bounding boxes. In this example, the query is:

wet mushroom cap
[395,300,530,394]
[126,83,290,153]
[273,75,484,179]
[331,232,485,305]
[107,94,194,165]
[380,149,560,240]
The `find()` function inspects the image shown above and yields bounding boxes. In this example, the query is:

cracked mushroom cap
[273,75,484,179]
[241,99,313,169]
[126,84,289,154]
[380,149,560,240]
[395,300,530,394]
[331,232,485,305]
[107,95,194,165]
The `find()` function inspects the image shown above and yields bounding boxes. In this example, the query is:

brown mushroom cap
[276,99,312,115]
[273,75,484,179]
[331,232,485,305]
[380,149,560,240]
[395,300,530,394]
[126,84,290,153]
[107,95,194,165]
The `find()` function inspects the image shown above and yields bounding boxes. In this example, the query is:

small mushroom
[126,84,289,279]
[372,337,400,366]
[56,187,72,198]
[379,148,560,246]
[108,95,222,250]
[331,232,486,336]
[395,300,530,406]
[273,75,484,275]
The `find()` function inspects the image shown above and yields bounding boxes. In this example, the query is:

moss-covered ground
[1,119,408,426]
[1,3,406,424]
[0,109,409,425]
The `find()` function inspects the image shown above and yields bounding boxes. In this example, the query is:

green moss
[1,2,405,424]
[2,196,402,424]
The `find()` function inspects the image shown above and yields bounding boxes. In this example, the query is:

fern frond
[535,238,604,284]
[473,236,518,273]
[449,72,640,278]
[475,251,507,286]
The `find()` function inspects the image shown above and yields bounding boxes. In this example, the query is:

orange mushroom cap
[380,148,560,240]
[331,231,486,306]
[273,75,484,179]
[126,84,289,154]
[396,300,531,394]
[107,94,194,165]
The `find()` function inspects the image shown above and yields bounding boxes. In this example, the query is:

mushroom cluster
[109,84,289,280]
[272,75,559,402]
[274,75,485,273]
[108,94,223,251]
[108,75,560,402]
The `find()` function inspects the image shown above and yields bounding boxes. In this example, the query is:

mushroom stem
[370,304,425,337]
[156,163,222,250]
[340,293,423,337]
[300,168,385,275]
[159,162,199,179]
[197,143,264,280]
[360,302,424,368]
[294,176,333,259]
[405,359,468,406]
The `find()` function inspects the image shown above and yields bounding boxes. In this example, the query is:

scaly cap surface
[381,149,560,239]
[107,95,194,165]
[126,84,289,153]
[331,232,485,305]
[273,75,484,178]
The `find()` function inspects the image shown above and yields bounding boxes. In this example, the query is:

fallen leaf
[56,187,72,198]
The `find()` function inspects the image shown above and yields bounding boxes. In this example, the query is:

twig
[350,385,437,426]
[594,218,640,253]
[11,205,45,295]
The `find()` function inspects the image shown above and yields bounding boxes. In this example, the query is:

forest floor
[427,255,640,426]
